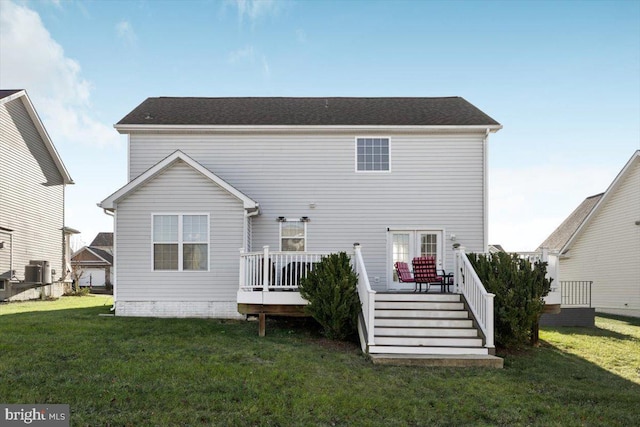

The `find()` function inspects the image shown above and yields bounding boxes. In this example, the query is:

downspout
[244,205,260,252]
[100,206,116,311]
[483,128,490,253]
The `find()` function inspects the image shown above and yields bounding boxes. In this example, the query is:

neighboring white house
[542,151,640,318]
[100,97,503,363]
[0,89,75,301]
[71,232,114,288]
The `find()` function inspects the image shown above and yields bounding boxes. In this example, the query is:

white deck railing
[454,246,494,350]
[239,246,330,291]
[353,244,376,348]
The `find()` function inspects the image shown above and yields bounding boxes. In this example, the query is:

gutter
[114,124,504,134]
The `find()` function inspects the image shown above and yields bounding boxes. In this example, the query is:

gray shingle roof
[537,193,604,252]
[117,97,500,127]
[90,232,113,247]
[89,247,113,265]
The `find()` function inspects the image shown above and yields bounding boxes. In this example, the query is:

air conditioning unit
[24,260,52,285]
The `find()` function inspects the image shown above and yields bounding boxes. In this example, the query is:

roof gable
[0,89,74,184]
[100,150,259,211]
[560,150,640,254]
[71,246,113,265]
[116,97,500,128]
[537,193,603,252]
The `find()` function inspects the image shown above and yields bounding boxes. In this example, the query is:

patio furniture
[280,261,314,288]
[394,261,416,290]
[412,256,448,292]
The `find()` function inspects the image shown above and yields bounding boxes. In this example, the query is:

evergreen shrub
[467,252,551,348]
[299,252,360,340]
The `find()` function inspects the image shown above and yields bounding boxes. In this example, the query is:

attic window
[356,137,390,172]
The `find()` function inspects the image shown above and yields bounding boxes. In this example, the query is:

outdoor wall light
[276,217,286,222]
[300,216,310,222]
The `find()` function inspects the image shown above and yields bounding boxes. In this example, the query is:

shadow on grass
[597,312,640,326]
[542,319,639,342]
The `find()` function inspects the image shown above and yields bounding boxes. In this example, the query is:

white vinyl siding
[127,132,487,291]
[115,159,244,301]
[560,159,640,315]
[0,96,65,299]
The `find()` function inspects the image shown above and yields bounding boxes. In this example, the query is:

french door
[388,229,444,290]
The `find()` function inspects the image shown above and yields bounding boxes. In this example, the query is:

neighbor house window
[356,137,390,171]
[153,214,209,271]
[280,221,306,251]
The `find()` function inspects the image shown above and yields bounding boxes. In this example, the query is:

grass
[1,297,639,426]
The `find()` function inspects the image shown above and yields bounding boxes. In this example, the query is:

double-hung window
[280,221,306,251]
[152,214,209,271]
[356,137,390,172]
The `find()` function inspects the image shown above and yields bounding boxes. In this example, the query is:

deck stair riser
[376,309,469,319]
[368,346,490,355]
[375,327,478,337]
[377,293,461,302]
[375,318,473,328]
[375,301,464,310]
[375,337,484,347]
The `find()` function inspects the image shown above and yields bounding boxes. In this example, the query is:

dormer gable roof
[99,150,259,212]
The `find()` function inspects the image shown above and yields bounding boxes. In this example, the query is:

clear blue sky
[2,0,639,251]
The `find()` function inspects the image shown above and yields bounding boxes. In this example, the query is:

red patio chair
[394,262,416,290]
[412,256,445,292]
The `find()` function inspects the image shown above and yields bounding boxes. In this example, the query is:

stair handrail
[454,246,495,350]
[353,243,376,347]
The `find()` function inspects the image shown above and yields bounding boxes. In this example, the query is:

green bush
[467,252,551,349]
[64,287,91,297]
[298,252,360,340]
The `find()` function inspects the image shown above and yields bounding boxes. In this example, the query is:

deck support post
[262,245,270,292]
[258,313,266,337]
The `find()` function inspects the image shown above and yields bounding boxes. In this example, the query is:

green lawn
[1,296,639,426]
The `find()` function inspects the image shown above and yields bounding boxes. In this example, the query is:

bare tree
[71,263,84,293]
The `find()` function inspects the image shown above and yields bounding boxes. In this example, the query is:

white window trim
[279,219,307,252]
[151,213,210,272]
[355,136,392,173]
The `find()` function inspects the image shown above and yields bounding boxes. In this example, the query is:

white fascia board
[100,150,259,211]
[114,124,503,134]
[560,150,640,254]
[1,90,74,184]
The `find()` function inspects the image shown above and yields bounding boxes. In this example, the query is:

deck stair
[368,293,503,367]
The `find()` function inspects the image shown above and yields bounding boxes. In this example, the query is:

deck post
[258,313,266,337]
[485,293,495,350]
[262,245,270,292]
[453,245,465,294]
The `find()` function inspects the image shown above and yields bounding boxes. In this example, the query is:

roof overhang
[114,124,503,135]
[0,90,74,184]
[99,150,259,212]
